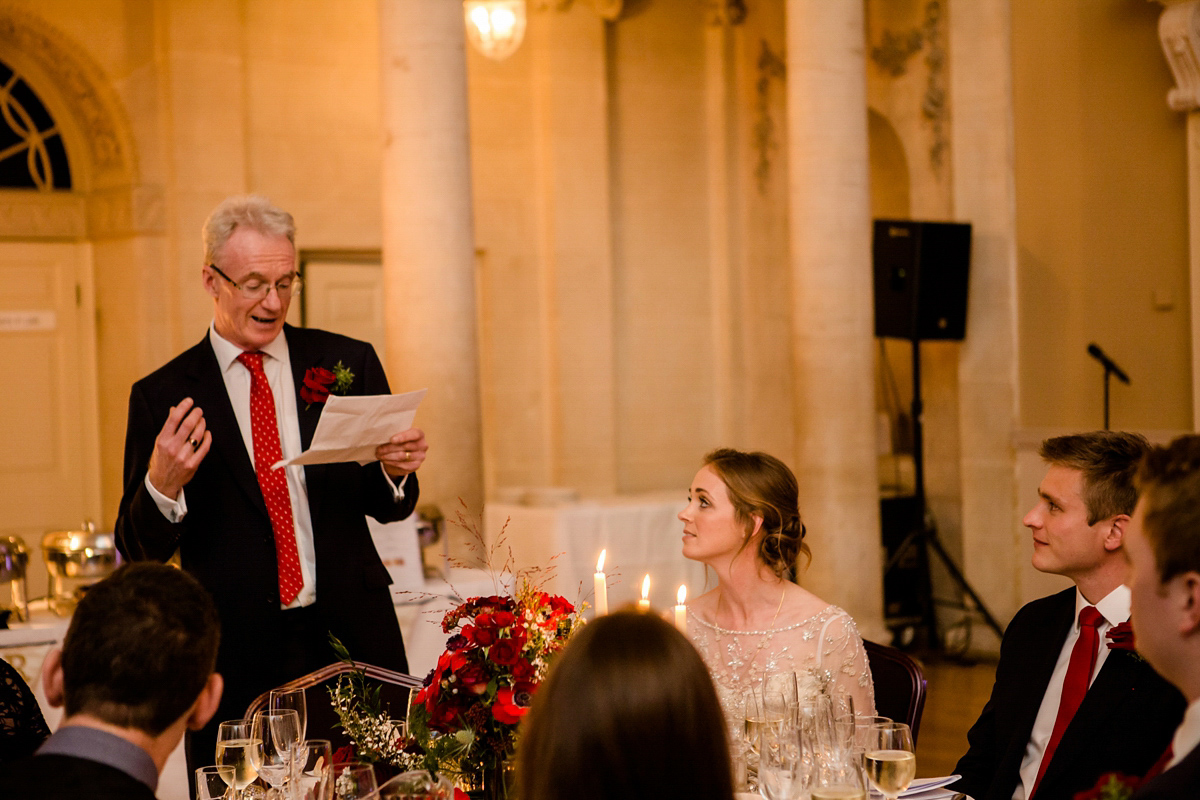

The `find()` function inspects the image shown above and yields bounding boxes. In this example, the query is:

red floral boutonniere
[1106,621,1136,653]
[301,360,354,409]
[1074,771,1141,800]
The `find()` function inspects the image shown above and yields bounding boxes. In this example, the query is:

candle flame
[596,549,606,573]
[677,584,687,605]
[641,574,651,600]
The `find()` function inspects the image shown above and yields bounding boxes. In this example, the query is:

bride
[680,448,875,735]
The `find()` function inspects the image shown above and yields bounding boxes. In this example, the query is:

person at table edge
[114,194,427,779]
[951,431,1183,800]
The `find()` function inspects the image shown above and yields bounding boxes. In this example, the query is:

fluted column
[1156,0,1200,429]
[379,0,483,514]
[784,1,884,638]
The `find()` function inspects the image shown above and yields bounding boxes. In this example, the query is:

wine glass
[292,739,334,800]
[378,770,454,800]
[809,748,868,800]
[197,765,236,800]
[216,719,260,800]
[270,687,308,743]
[251,709,301,797]
[864,721,916,800]
[757,724,803,800]
[333,763,379,800]
[742,686,786,757]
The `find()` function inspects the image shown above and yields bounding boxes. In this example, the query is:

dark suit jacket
[952,587,1185,800]
[1133,743,1200,800]
[115,325,418,722]
[0,753,157,800]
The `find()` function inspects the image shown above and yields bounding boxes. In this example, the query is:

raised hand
[376,427,427,478]
[147,397,212,499]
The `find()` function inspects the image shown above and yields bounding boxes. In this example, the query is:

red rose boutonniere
[1073,771,1141,800]
[301,360,354,409]
[1106,621,1136,653]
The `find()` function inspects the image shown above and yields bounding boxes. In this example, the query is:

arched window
[0,60,71,190]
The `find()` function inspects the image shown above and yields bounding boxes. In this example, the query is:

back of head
[60,563,220,735]
[1136,434,1200,583]
[203,194,296,265]
[703,448,810,577]
[518,612,733,800]
[1039,431,1150,524]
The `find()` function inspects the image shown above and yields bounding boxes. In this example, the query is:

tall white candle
[637,574,651,612]
[593,549,608,616]
[674,584,688,634]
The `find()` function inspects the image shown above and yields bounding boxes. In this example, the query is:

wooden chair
[245,663,423,750]
[864,640,928,744]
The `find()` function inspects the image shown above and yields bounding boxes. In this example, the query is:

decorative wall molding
[1157,1,1200,112]
[533,0,623,21]
[0,190,85,239]
[868,0,948,173]
[86,184,166,239]
[707,0,747,26]
[753,40,786,195]
[0,3,137,185]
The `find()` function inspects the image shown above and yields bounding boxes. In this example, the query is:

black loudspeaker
[873,219,972,340]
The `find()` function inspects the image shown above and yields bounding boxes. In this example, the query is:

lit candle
[593,550,608,616]
[637,574,651,612]
[674,585,688,634]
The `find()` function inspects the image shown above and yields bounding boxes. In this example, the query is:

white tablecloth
[484,492,710,613]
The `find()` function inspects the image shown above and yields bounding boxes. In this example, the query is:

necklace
[716,584,786,678]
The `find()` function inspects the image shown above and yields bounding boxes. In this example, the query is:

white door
[0,242,101,597]
[302,260,387,361]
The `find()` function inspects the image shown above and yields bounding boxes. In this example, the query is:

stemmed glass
[757,724,803,800]
[270,688,308,743]
[809,748,869,800]
[216,719,260,800]
[333,763,379,800]
[292,739,334,800]
[864,721,916,800]
[251,709,302,799]
[197,765,237,800]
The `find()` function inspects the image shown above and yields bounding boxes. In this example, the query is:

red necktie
[237,352,303,605]
[1030,605,1105,798]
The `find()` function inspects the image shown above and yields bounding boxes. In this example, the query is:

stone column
[1156,0,1200,430]
[379,0,484,515]
[784,1,884,639]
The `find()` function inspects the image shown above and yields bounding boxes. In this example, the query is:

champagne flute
[864,721,916,800]
[197,765,237,800]
[333,763,379,800]
[742,687,786,757]
[270,687,308,743]
[757,724,803,800]
[216,719,260,800]
[251,709,301,797]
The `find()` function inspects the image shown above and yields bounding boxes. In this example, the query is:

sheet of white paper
[272,388,428,468]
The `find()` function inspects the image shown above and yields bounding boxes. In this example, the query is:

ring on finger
[402,450,410,460]
[188,438,200,450]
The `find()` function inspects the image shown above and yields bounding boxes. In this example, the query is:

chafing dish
[0,536,29,622]
[42,521,122,616]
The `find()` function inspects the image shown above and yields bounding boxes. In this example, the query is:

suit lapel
[284,326,330,520]
[183,338,270,521]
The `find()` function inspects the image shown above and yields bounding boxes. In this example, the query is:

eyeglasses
[208,263,303,301]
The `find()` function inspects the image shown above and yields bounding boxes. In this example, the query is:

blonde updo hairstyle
[702,448,810,578]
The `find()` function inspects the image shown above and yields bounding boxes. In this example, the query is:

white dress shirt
[1168,698,1200,768]
[145,324,406,608]
[1011,584,1131,800]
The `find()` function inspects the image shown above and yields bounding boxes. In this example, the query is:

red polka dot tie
[237,352,303,606]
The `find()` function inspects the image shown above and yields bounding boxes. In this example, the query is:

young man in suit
[952,431,1184,800]
[1126,436,1200,799]
[0,564,223,799]
[115,195,428,776]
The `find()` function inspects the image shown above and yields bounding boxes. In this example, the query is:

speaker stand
[883,337,1005,652]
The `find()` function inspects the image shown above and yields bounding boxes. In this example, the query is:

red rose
[492,610,515,628]
[492,687,529,725]
[1107,621,1136,652]
[490,637,522,666]
[456,661,490,694]
[300,367,336,405]
[332,745,357,765]
[469,625,496,646]
[512,658,537,681]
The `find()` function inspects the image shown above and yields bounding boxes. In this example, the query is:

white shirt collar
[1076,584,1131,628]
[1170,699,1200,767]
[208,323,290,373]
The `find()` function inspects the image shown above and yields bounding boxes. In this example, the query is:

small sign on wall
[0,311,56,332]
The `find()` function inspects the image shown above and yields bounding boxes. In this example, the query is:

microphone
[1087,343,1130,384]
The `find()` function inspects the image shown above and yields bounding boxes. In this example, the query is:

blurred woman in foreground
[518,611,733,800]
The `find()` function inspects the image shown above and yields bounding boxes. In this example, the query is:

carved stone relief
[1158,1,1200,112]
[0,191,86,239]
